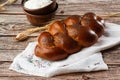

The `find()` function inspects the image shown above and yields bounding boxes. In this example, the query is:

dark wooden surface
[0,0,120,80]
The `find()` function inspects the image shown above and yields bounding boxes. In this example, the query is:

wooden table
[0,0,120,80]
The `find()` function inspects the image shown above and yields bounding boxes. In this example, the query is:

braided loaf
[34,12,105,61]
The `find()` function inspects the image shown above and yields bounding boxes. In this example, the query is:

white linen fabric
[9,23,120,77]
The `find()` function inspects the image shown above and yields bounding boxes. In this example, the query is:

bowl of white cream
[22,0,57,15]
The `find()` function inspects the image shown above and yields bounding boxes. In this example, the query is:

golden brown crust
[54,33,81,54]
[81,12,105,37]
[35,45,68,61]
[36,32,68,61]
[48,20,67,35]
[66,24,98,47]
[64,15,81,26]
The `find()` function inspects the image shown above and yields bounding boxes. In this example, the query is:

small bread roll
[81,12,105,37]
[35,32,68,61]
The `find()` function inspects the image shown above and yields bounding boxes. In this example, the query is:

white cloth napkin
[9,23,120,77]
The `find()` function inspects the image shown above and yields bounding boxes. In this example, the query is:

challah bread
[34,12,105,61]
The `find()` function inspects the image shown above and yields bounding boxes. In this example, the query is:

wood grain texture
[0,15,120,36]
[0,47,120,63]
[0,0,120,15]
[0,0,120,79]
[0,62,120,80]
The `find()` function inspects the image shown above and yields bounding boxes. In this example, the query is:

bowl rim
[24,3,58,17]
[21,0,56,11]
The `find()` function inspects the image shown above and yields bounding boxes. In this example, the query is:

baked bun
[81,12,105,37]
[35,32,68,61]
[34,12,105,61]
[66,24,98,47]
[48,21,81,54]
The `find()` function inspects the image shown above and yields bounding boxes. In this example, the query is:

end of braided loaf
[34,12,105,61]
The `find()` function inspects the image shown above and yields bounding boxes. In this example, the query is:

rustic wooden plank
[0,15,120,36]
[0,44,120,62]
[102,48,120,64]
[0,15,120,24]
[0,76,118,80]
[0,62,30,77]
[0,37,37,50]
[0,15,66,36]
[0,50,22,61]
[0,15,66,24]
[0,62,120,80]
[1,1,120,15]
[0,0,120,79]
[0,77,63,80]
[15,0,120,4]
